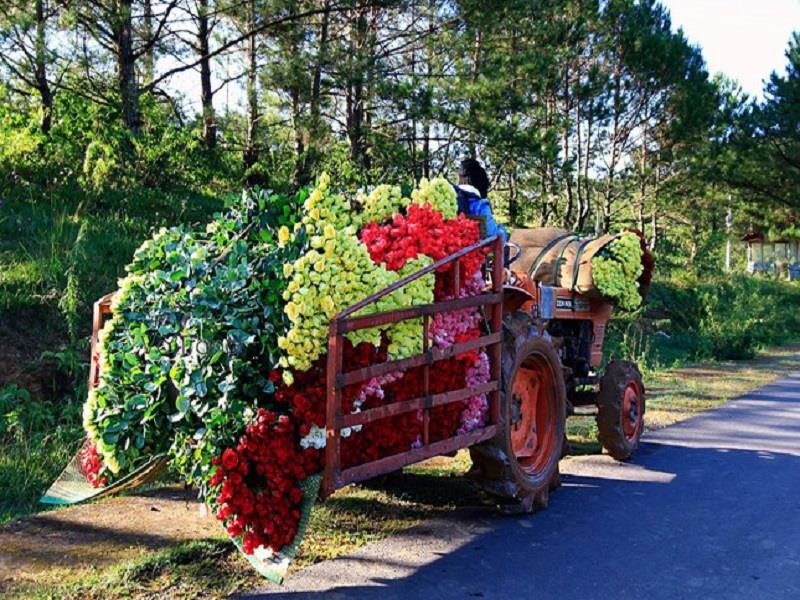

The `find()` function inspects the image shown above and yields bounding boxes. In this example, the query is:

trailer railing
[89,292,116,390]
[322,234,505,498]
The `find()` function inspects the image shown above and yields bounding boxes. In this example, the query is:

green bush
[0,383,84,523]
[607,274,800,366]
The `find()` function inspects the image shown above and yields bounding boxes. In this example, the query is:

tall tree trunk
[421,0,433,178]
[603,60,623,233]
[292,89,306,186]
[581,104,593,230]
[543,93,557,225]
[509,168,518,225]
[304,0,330,183]
[563,66,574,228]
[34,0,52,135]
[198,0,216,149]
[540,96,550,226]
[409,0,417,178]
[574,99,582,230]
[142,0,155,84]
[346,9,368,170]
[638,124,648,233]
[282,0,310,187]
[290,17,306,188]
[650,158,660,251]
[116,0,140,134]
[243,0,259,184]
[468,27,482,157]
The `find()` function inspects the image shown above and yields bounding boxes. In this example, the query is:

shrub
[609,275,800,365]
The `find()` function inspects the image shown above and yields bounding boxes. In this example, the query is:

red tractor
[474,259,645,512]
[319,232,646,513]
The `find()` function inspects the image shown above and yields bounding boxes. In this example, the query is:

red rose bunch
[276,362,327,440]
[276,341,386,453]
[209,408,318,555]
[360,204,485,287]
[79,441,107,488]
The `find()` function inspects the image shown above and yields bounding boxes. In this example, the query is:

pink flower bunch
[458,350,490,434]
[460,270,486,297]
[357,371,405,405]
[427,272,486,348]
[428,307,482,349]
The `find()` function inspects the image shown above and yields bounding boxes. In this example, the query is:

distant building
[742,231,800,280]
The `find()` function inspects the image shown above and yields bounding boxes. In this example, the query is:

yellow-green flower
[278,226,291,247]
[285,302,301,321]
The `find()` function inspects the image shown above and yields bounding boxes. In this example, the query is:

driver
[454,158,508,244]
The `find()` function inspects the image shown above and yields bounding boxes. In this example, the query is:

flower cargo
[44,175,495,582]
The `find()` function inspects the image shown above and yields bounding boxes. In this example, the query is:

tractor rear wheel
[596,360,645,460]
[469,312,566,513]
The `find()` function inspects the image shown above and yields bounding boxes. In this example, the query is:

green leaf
[176,396,190,414]
[128,394,148,409]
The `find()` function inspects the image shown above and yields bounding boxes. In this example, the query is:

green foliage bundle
[84,188,306,488]
[591,233,645,311]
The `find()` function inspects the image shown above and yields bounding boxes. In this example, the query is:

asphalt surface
[241,372,800,600]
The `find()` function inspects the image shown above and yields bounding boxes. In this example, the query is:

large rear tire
[469,312,566,513]
[596,360,645,460]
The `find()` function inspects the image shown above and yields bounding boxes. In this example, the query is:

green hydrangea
[360,184,410,224]
[410,177,458,219]
[591,232,644,311]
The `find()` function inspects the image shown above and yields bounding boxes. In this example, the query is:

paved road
[241,373,800,600]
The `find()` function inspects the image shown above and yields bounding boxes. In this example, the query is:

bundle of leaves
[84,189,307,489]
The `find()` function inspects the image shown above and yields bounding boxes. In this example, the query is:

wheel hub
[509,357,557,475]
[622,381,642,441]
[510,394,523,427]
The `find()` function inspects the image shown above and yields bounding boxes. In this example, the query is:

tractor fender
[503,284,535,314]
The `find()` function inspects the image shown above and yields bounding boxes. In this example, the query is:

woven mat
[40,442,168,506]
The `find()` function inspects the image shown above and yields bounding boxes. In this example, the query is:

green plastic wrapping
[228,474,321,584]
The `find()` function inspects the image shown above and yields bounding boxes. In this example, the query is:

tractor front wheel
[596,360,645,460]
[469,312,566,513]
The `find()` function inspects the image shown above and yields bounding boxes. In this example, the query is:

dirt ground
[0,486,223,594]
[0,313,71,401]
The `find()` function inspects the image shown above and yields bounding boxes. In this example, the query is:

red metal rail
[322,234,505,498]
[89,292,115,390]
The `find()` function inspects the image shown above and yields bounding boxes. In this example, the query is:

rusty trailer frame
[321,234,505,499]
[89,292,115,391]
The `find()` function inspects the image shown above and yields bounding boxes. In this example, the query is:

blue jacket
[454,184,508,243]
